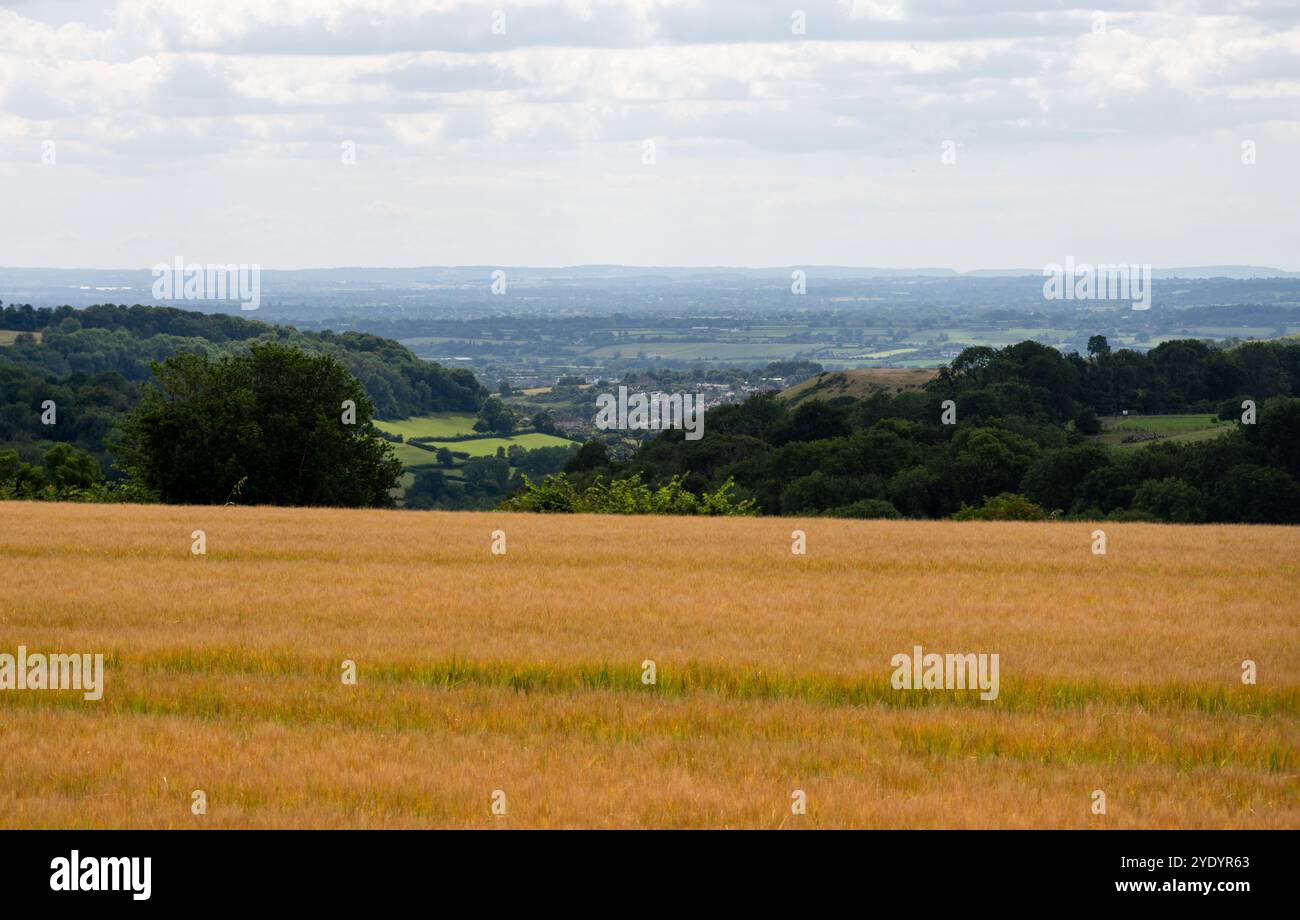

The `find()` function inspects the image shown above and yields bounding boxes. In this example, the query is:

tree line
[0,302,485,421]
[0,303,486,481]
[557,337,1300,523]
[5,302,1300,522]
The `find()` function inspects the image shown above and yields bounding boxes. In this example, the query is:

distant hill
[965,266,1300,279]
[0,304,488,472]
[1150,266,1300,279]
[3,265,1295,296]
[778,368,939,406]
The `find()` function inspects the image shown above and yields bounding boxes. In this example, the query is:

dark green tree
[1243,396,1300,479]
[1086,335,1111,358]
[565,439,610,472]
[1072,408,1102,435]
[1212,464,1300,523]
[531,409,557,435]
[477,396,515,436]
[114,342,402,506]
[1132,477,1207,523]
[1020,444,1110,512]
[404,469,450,509]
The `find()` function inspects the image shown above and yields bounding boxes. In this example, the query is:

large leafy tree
[115,342,402,506]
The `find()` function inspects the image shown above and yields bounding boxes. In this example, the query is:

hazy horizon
[3,263,1299,276]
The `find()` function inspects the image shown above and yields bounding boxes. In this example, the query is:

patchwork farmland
[371,412,578,493]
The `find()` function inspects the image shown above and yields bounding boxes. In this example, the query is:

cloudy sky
[1,0,1297,270]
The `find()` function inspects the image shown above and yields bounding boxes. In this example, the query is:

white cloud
[0,0,1296,268]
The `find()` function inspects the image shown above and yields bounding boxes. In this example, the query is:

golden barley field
[0,500,1296,828]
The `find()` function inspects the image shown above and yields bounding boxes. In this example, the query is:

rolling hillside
[372,412,578,470]
[779,368,939,406]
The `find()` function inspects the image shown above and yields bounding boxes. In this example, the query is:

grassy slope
[779,368,939,406]
[375,414,479,439]
[1095,414,1234,449]
[386,433,577,468]
[1,502,1295,829]
[374,413,577,469]
[0,330,42,345]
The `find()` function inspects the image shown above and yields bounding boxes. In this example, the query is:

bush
[501,473,757,516]
[1218,397,1250,422]
[1072,408,1102,435]
[1213,464,1300,523]
[1105,508,1161,522]
[1020,444,1110,513]
[953,492,1047,521]
[0,445,151,503]
[824,499,902,519]
[1132,477,1207,523]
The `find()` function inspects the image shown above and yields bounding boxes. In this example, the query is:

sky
[0,0,1297,270]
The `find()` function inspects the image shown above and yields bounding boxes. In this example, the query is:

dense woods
[0,303,485,485]
[573,338,1300,523]
[0,302,484,416]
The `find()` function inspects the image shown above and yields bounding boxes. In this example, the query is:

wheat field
[0,500,1296,828]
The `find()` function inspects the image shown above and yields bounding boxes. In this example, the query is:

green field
[376,413,479,439]
[393,438,578,469]
[586,342,814,360]
[934,328,1074,348]
[398,336,511,346]
[1095,414,1232,448]
[0,330,41,345]
[447,433,577,456]
[861,347,918,359]
[375,414,577,469]
[1183,327,1300,339]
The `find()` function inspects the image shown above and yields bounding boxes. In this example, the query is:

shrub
[824,499,902,519]
[1106,508,1161,522]
[1072,408,1102,435]
[953,492,1047,521]
[1132,477,1207,523]
[501,473,757,516]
